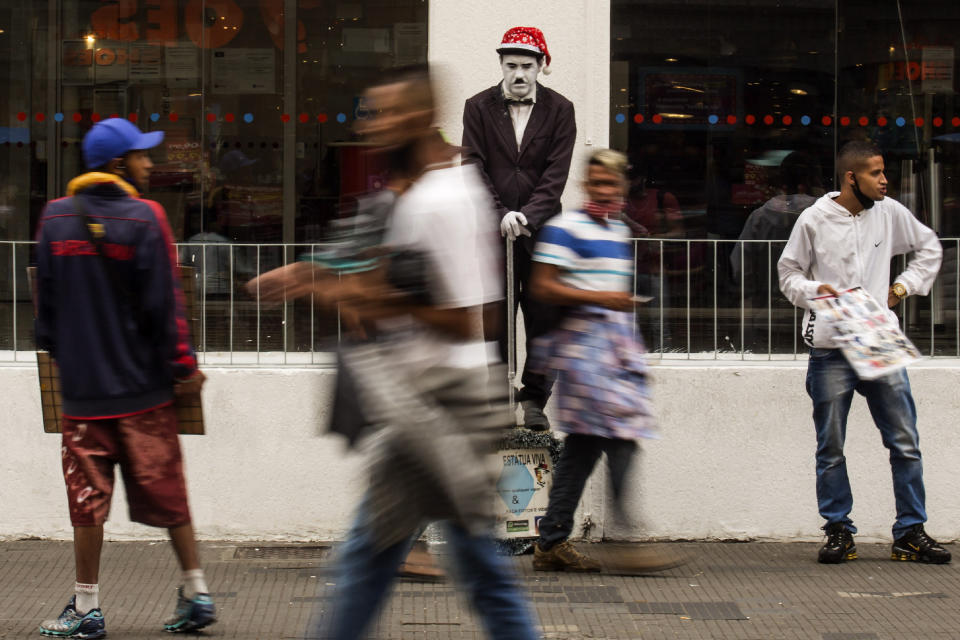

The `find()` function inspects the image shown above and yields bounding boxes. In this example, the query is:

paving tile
[1,540,957,639]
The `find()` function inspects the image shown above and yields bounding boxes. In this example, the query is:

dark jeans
[806,348,926,539]
[498,238,562,408]
[537,434,638,550]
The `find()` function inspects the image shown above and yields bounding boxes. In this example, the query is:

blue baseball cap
[82,118,164,169]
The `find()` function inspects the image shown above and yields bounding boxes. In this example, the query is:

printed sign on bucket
[494,448,553,539]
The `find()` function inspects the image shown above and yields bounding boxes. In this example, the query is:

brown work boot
[533,541,601,572]
[398,544,445,581]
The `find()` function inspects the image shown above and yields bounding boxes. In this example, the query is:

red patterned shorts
[61,404,191,528]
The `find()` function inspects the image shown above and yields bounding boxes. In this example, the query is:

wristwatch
[891,282,907,299]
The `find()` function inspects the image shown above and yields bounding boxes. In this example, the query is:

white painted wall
[3,360,959,543]
[4,1,959,545]
[429,0,611,211]
[1,366,360,542]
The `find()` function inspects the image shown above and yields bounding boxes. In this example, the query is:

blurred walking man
[35,118,215,637]
[280,67,539,640]
[463,26,576,430]
[778,140,948,565]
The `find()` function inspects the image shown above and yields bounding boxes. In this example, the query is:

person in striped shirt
[528,149,658,572]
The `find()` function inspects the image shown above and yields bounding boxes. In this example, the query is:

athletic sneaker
[38,596,106,639]
[163,587,216,633]
[891,524,952,564]
[818,523,857,564]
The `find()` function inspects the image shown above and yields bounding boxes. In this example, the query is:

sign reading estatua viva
[808,287,921,380]
[494,449,554,538]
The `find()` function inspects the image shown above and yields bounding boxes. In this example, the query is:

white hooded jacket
[778,192,942,349]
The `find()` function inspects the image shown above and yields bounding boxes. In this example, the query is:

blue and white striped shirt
[533,210,633,293]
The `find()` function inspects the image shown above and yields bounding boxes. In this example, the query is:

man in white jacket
[778,140,949,565]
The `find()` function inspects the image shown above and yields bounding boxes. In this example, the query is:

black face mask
[851,175,876,210]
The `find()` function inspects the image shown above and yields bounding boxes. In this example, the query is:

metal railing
[3,238,959,364]
[630,238,960,360]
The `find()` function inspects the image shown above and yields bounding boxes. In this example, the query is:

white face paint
[500,54,542,99]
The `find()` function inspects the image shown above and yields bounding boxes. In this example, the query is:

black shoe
[818,523,857,564]
[891,524,952,564]
[521,401,550,431]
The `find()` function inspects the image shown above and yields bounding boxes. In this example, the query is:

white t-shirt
[382,163,502,371]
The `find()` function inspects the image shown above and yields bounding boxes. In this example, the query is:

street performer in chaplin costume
[462,26,577,431]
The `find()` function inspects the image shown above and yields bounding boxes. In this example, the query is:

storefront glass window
[0,0,426,353]
[612,0,959,355]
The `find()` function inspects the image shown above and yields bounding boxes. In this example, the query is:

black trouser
[536,434,638,550]
[498,238,562,408]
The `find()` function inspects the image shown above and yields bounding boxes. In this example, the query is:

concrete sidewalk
[1,539,957,639]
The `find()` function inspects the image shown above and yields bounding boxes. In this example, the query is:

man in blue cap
[35,118,215,637]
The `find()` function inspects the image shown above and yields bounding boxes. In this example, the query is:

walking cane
[506,237,516,413]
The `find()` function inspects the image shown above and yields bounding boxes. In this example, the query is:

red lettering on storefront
[259,0,308,53]
[891,60,950,82]
[87,1,310,53]
[91,0,140,42]
[146,0,178,43]
[64,48,94,67]
[94,48,117,66]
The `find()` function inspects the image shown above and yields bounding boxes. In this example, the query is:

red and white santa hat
[496,26,552,74]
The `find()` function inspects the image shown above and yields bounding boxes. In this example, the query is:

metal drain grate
[233,545,330,559]
[629,601,748,620]
[563,586,624,603]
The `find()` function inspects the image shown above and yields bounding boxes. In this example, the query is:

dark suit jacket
[462,83,576,233]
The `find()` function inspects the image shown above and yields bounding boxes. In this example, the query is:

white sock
[182,569,208,599]
[75,582,99,614]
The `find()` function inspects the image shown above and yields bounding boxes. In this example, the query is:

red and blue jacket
[35,172,198,419]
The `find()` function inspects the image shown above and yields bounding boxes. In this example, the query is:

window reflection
[612,0,959,356]
[1,0,426,353]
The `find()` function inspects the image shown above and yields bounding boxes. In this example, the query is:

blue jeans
[806,348,926,540]
[312,503,538,640]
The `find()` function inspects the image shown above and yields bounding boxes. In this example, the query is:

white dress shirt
[502,81,537,150]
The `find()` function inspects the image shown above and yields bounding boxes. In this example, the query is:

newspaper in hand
[808,287,920,380]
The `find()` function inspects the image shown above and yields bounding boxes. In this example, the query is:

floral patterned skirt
[530,307,658,440]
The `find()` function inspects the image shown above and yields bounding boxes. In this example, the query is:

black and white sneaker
[891,524,951,564]
[818,523,856,564]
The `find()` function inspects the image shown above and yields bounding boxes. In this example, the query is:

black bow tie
[505,98,534,106]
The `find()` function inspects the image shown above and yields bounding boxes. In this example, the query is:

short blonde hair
[587,149,628,179]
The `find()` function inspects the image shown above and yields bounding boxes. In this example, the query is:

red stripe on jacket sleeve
[141,198,198,376]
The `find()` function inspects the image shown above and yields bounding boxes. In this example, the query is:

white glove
[500,211,531,241]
